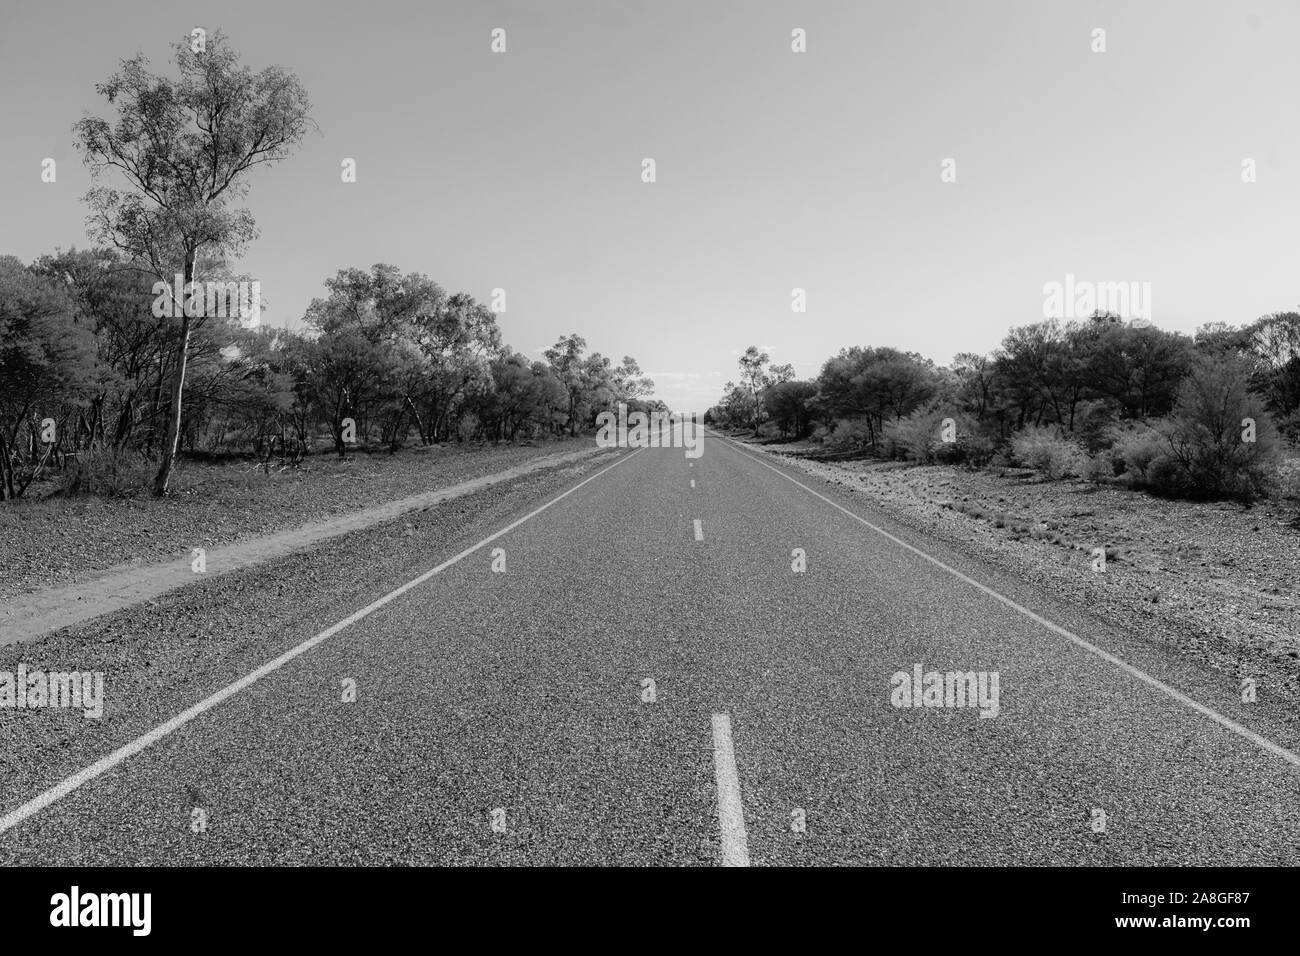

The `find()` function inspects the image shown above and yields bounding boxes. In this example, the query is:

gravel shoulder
[737,435,1300,705]
[0,439,595,602]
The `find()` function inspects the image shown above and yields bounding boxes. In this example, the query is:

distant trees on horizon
[708,310,1300,502]
[0,251,657,500]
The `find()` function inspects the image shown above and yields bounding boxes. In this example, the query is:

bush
[1073,399,1121,453]
[936,430,997,467]
[1111,423,1166,483]
[826,417,875,450]
[882,407,945,463]
[59,445,153,498]
[1146,355,1280,502]
[882,408,996,467]
[1010,425,1088,479]
[1081,451,1118,482]
[1146,453,1193,498]
[1277,410,1300,445]
[1274,457,1300,500]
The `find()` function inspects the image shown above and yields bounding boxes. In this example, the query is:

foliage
[1145,354,1280,502]
[1010,425,1088,480]
[73,30,314,495]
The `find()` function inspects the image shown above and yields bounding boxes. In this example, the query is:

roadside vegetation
[709,315,1300,506]
[0,32,657,502]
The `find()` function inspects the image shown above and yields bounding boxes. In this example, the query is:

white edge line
[0,448,643,836]
[718,434,1300,771]
[711,713,750,867]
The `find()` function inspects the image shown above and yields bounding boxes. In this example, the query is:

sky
[1,0,1297,411]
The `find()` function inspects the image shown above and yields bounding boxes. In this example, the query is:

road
[3,431,1300,865]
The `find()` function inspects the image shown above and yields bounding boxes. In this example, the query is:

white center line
[711,713,750,867]
[0,449,644,837]
[693,519,704,541]
[690,479,695,488]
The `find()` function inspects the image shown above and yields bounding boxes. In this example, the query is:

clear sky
[2,0,1297,411]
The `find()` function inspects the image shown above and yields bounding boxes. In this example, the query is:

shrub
[1277,410,1300,445]
[826,417,875,450]
[1111,423,1166,483]
[1074,399,1121,453]
[936,430,997,467]
[1081,451,1118,482]
[882,407,945,463]
[1146,453,1192,498]
[882,408,996,467]
[1010,425,1088,479]
[59,445,153,498]
[1147,355,1280,502]
[933,413,997,467]
[1274,457,1300,500]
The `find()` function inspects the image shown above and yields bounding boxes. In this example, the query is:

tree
[539,336,652,434]
[0,258,98,498]
[1244,312,1300,437]
[951,351,994,421]
[738,346,772,434]
[544,334,589,436]
[74,30,313,495]
[815,346,938,449]
[302,267,410,455]
[1151,353,1279,502]
[475,351,567,440]
[612,356,655,402]
[1194,322,1251,355]
[993,320,1077,429]
[768,363,795,384]
[408,286,501,445]
[1081,321,1192,420]
[763,379,817,439]
[30,248,162,452]
[714,382,755,429]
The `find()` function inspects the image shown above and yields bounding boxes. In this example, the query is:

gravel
[0,439,594,601]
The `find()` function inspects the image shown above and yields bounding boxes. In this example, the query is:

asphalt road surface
[3,431,1300,865]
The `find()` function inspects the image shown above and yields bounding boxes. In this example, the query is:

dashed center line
[690,479,696,488]
[693,519,704,541]
[711,713,750,867]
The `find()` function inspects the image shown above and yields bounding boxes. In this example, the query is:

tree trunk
[387,406,405,453]
[332,414,347,458]
[0,429,13,500]
[404,396,426,446]
[153,253,195,496]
